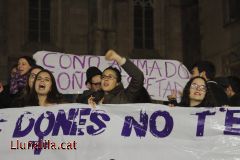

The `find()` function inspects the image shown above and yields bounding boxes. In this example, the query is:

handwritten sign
[0,104,240,160]
[33,51,190,100]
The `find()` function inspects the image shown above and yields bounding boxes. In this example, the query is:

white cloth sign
[0,104,240,160]
[33,51,190,101]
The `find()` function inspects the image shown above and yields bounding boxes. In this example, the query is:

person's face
[18,58,31,75]
[10,67,17,77]
[101,69,118,92]
[90,75,102,91]
[189,78,207,102]
[35,72,52,96]
[28,68,42,89]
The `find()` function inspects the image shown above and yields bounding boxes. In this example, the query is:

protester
[1,53,238,108]
[11,65,44,107]
[168,76,215,107]
[9,56,36,96]
[190,61,229,106]
[1,56,36,108]
[215,76,240,106]
[76,66,103,104]
[226,76,240,106]
[88,49,144,107]
[27,69,62,106]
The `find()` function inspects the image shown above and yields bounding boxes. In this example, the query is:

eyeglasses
[101,75,117,80]
[91,82,101,86]
[190,83,207,92]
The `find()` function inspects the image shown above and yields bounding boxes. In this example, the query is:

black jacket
[207,81,229,106]
[0,84,12,108]
[229,93,240,106]
[134,87,152,103]
[76,90,104,104]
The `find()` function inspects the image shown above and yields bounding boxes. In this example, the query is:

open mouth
[38,83,46,90]
[103,82,109,87]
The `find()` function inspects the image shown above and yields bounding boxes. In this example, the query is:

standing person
[179,76,215,107]
[76,66,103,104]
[226,76,240,106]
[27,69,62,106]
[88,49,144,106]
[1,56,36,108]
[215,76,240,106]
[9,56,36,97]
[11,65,43,107]
[167,76,215,107]
[191,61,229,106]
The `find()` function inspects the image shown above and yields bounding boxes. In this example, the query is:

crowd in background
[0,50,240,109]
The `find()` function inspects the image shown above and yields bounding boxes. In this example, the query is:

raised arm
[105,50,144,101]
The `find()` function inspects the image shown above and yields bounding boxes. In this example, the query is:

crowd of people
[0,50,240,109]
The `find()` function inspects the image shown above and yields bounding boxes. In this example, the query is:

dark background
[0,0,240,82]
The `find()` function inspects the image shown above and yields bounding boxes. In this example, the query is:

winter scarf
[9,71,28,95]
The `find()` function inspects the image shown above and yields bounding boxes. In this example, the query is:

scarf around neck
[9,71,28,95]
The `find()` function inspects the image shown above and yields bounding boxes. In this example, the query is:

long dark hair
[27,69,62,106]
[25,65,44,94]
[180,76,214,107]
[17,56,36,67]
[11,66,44,107]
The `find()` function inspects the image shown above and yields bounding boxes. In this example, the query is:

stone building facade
[198,0,240,76]
[0,0,240,82]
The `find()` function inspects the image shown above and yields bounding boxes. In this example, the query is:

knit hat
[85,67,102,84]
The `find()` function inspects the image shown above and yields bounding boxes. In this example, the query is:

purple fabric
[9,71,28,95]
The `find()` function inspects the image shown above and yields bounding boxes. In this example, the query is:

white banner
[0,104,240,160]
[33,51,190,101]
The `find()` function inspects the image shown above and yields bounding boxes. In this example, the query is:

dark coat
[76,90,95,104]
[0,84,12,108]
[207,81,229,106]
[103,59,144,104]
[134,87,152,103]
[10,91,27,108]
[229,93,240,106]
[76,90,104,104]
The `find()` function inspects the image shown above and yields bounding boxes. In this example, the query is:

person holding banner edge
[167,61,228,107]
[88,49,144,107]
[167,76,215,107]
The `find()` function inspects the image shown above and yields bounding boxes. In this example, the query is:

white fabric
[33,51,190,101]
[0,103,240,160]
